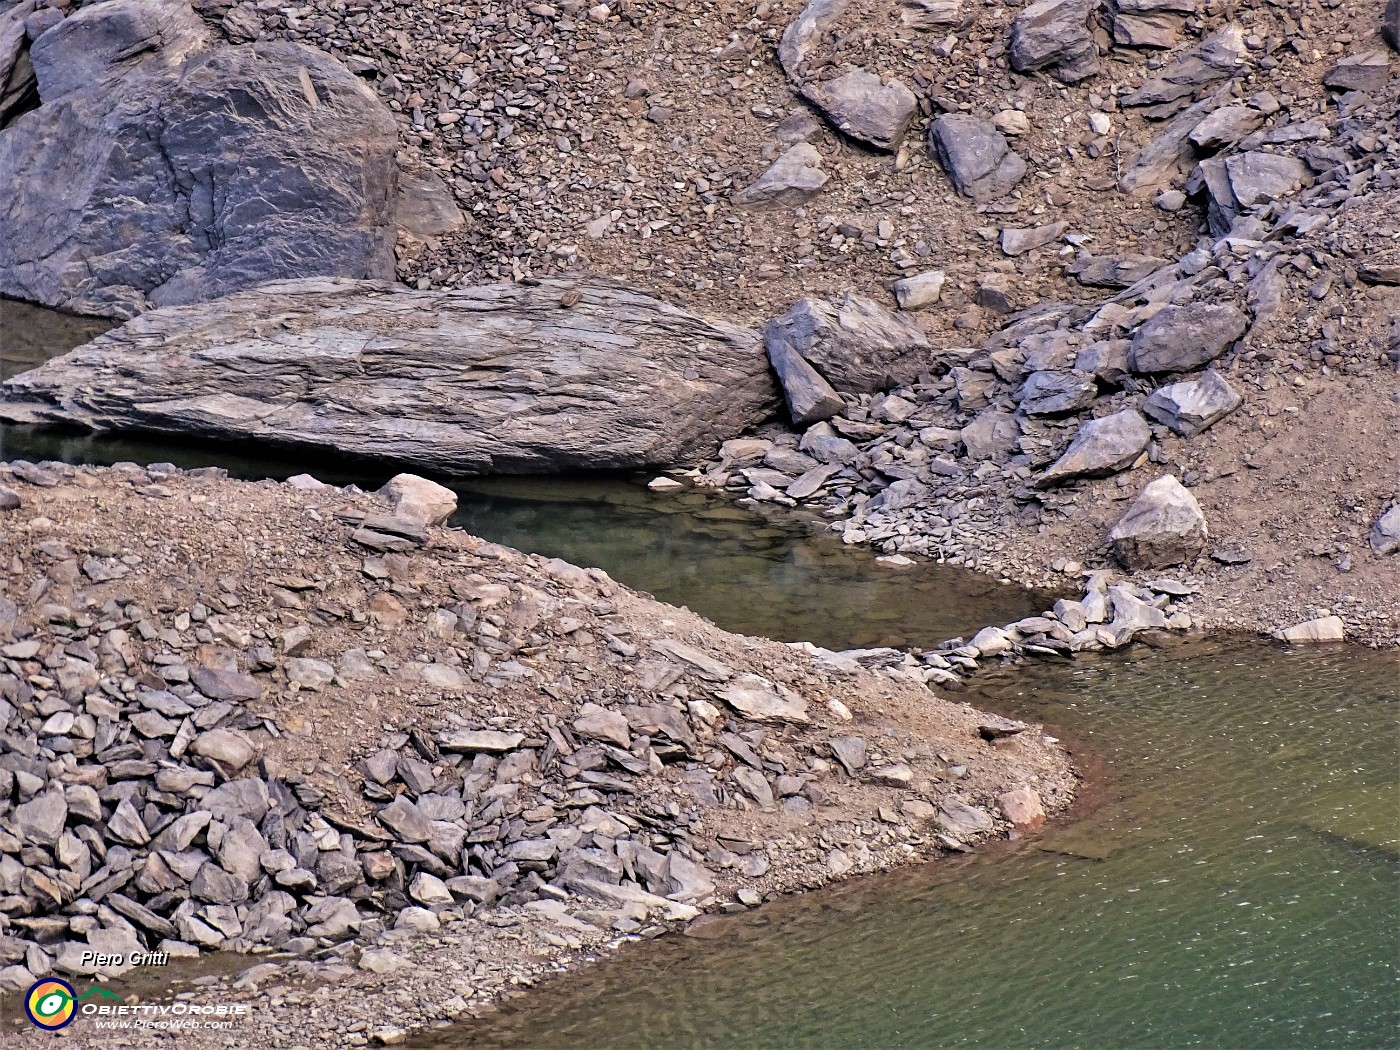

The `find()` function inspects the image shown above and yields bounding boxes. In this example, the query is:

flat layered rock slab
[0,277,779,474]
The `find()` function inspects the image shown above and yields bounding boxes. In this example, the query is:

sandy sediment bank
[0,462,1074,1048]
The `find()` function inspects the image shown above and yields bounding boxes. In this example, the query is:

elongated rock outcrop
[0,277,780,473]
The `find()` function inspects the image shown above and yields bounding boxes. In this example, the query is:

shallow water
[425,638,1398,1050]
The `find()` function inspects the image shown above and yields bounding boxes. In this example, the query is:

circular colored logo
[25,978,76,1030]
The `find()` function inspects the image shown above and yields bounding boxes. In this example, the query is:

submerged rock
[0,277,778,474]
[1274,616,1345,643]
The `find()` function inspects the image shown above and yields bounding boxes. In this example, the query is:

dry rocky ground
[0,464,1072,1047]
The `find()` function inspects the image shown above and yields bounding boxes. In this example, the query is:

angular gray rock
[377,474,457,527]
[395,170,465,242]
[1322,50,1389,93]
[14,791,65,846]
[715,674,808,724]
[1143,369,1241,436]
[1130,303,1249,374]
[1370,504,1400,555]
[1066,255,1167,289]
[1188,105,1265,151]
[777,0,849,78]
[765,293,929,393]
[802,70,917,151]
[767,332,845,426]
[1015,370,1098,415]
[961,409,1020,462]
[1386,0,1399,52]
[1038,410,1150,485]
[1110,0,1194,48]
[1000,221,1068,257]
[892,270,945,310]
[1106,475,1208,570]
[1008,0,1098,83]
[733,142,828,209]
[1118,87,1233,196]
[0,277,778,474]
[1120,24,1246,107]
[0,0,399,318]
[928,114,1027,203]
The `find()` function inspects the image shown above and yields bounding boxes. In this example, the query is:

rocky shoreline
[0,463,1074,1048]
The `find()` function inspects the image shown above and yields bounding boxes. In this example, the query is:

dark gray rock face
[928,114,1027,202]
[767,334,844,426]
[1371,504,1400,555]
[0,277,779,473]
[1386,0,1399,52]
[1130,303,1249,374]
[0,0,398,318]
[1008,0,1098,83]
[764,294,929,394]
[1015,369,1098,415]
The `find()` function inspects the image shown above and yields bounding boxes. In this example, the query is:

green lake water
[5,298,1399,1050]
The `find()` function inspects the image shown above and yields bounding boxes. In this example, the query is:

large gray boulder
[764,294,930,393]
[1143,369,1241,436]
[1106,474,1207,570]
[1386,0,1399,52]
[0,277,780,474]
[1008,0,1098,83]
[0,0,398,318]
[802,70,917,151]
[1037,410,1150,485]
[1130,303,1249,374]
[928,114,1027,203]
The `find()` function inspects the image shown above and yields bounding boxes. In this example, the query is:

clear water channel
[3,299,1398,1050]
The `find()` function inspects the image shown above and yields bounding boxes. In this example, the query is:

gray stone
[1106,475,1208,570]
[1188,105,1265,150]
[1130,303,1249,374]
[1,277,777,474]
[900,0,961,28]
[1322,50,1389,93]
[1369,505,1400,555]
[1038,410,1151,485]
[286,658,335,690]
[929,114,1027,202]
[1015,370,1098,415]
[395,169,464,241]
[1120,24,1246,107]
[827,735,866,775]
[191,862,248,904]
[1225,151,1308,209]
[1118,87,1234,196]
[1143,369,1241,436]
[1,3,397,318]
[1274,616,1345,643]
[377,474,457,527]
[1009,0,1098,83]
[892,270,945,310]
[408,872,454,906]
[731,766,774,807]
[1386,0,1399,51]
[1110,0,1190,48]
[14,791,65,846]
[1000,221,1068,257]
[960,409,1020,462]
[767,332,844,426]
[715,674,808,725]
[189,666,262,702]
[733,142,828,209]
[376,797,431,843]
[765,293,930,394]
[1066,255,1168,289]
[937,798,994,838]
[572,703,631,748]
[1074,340,1132,385]
[802,70,917,151]
[777,0,849,77]
[436,729,524,753]
[191,729,255,773]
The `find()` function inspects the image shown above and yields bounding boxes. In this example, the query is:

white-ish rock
[1106,475,1208,570]
[1275,616,1345,643]
[377,474,458,526]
